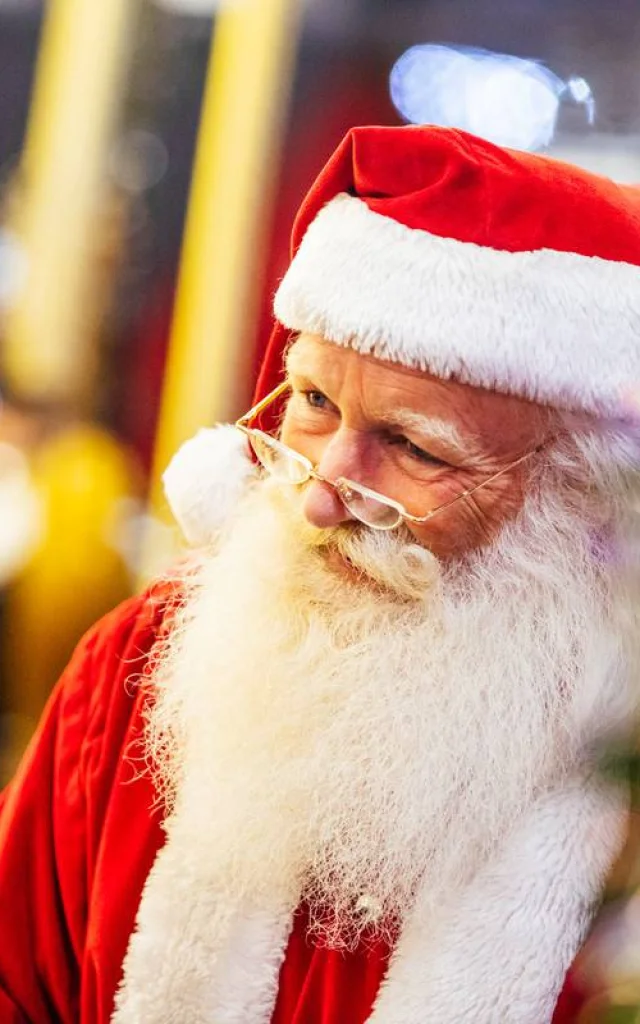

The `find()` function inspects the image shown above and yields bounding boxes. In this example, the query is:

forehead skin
[286,334,555,460]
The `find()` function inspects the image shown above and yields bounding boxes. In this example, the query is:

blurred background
[0,0,638,777]
[0,0,638,1016]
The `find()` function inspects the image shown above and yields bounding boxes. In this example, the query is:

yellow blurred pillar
[145,0,301,553]
[2,0,136,406]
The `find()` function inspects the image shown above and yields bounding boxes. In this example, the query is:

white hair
[144,414,640,949]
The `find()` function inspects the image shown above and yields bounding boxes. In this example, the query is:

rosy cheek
[399,474,462,521]
[409,508,482,559]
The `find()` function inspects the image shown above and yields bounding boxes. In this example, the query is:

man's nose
[300,432,362,530]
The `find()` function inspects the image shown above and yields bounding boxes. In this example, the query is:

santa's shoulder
[48,577,181,800]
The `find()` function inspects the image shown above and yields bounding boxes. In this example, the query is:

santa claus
[1,125,640,1024]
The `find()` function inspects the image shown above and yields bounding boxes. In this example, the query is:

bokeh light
[390,44,594,152]
[0,229,27,310]
[110,129,170,195]
[150,0,222,15]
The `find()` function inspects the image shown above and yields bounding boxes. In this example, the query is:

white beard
[146,470,636,950]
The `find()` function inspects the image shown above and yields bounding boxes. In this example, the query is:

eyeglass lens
[335,481,402,530]
[248,432,310,485]
[249,431,403,530]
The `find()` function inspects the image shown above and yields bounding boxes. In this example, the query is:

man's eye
[389,435,443,465]
[304,390,330,410]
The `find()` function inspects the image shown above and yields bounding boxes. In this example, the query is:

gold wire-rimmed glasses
[235,381,549,532]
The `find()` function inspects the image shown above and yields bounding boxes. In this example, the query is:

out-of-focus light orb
[151,0,232,14]
[0,442,42,585]
[110,129,169,194]
[466,59,560,150]
[390,45,591,153]
[0,230,28,309]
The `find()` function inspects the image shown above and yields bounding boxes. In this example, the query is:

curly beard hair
[145,436,637,949]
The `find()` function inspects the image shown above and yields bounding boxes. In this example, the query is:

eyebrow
[377,409,471,458]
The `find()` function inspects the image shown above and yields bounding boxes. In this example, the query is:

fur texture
[163,425,256,546]
[274,194,640,419]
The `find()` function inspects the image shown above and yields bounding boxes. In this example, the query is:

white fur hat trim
[274,193,640,418]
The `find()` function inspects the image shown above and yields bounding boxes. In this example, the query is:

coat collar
[112,777,625,1024]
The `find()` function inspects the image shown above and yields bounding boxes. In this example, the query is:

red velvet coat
[0,586,587,1022]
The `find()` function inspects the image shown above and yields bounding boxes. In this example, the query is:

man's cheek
[409,508,485,559]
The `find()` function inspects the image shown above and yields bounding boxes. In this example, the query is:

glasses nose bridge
[307,464,332,488]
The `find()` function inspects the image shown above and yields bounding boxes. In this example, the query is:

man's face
[281,334,556,559]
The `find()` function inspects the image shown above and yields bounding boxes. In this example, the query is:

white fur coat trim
[112,776,625,1024]
[111,834,295,1024]
[274,193,640,418]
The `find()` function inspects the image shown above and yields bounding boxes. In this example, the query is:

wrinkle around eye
[384,433,448,468]
[284,391,338,440]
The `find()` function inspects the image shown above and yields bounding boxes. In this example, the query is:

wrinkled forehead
[285,333,559,454]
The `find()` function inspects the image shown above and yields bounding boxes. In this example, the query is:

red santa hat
[165,125,640,545]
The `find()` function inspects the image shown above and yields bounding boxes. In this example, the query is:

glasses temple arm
[408,441,549,525]
[235,380,290,428]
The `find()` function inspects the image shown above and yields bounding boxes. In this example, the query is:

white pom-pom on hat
[162,425,256,546]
